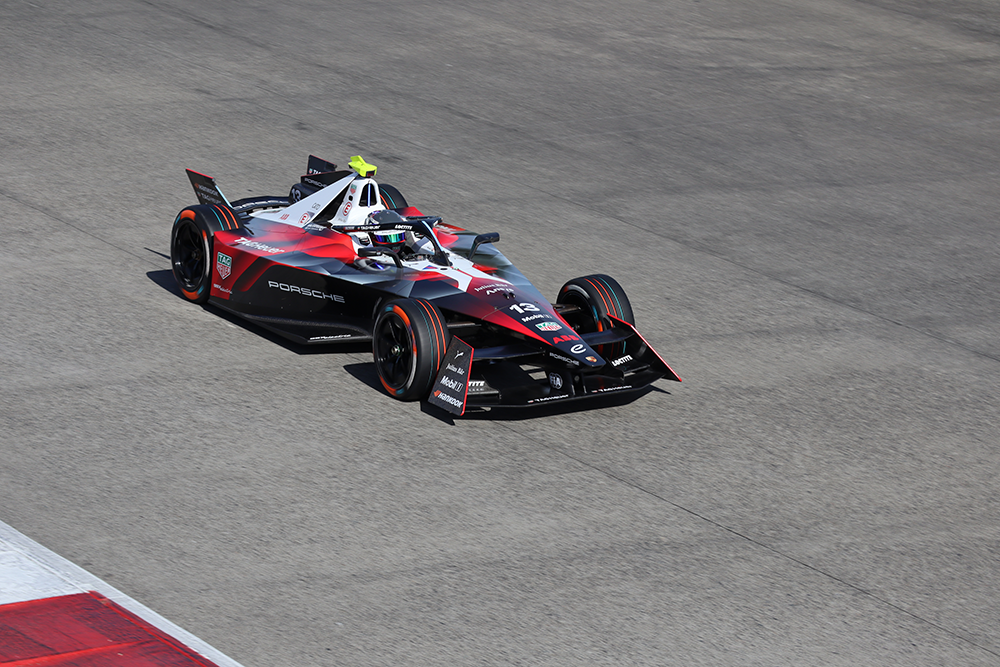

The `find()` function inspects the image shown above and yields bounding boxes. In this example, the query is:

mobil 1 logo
[428,337,474,415]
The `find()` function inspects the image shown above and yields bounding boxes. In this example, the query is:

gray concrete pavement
[1,0,998,664]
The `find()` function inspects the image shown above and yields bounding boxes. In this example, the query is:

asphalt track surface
[1,1,998,665]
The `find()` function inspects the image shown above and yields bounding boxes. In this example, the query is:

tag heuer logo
[536,321,562,331]
[216,252,232,279]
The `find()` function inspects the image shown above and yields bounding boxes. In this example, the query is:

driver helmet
[367,209,407,251]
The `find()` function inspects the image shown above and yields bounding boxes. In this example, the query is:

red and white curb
[0,520,245,667]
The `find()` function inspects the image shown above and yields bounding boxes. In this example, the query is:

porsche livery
[169,154,680,414]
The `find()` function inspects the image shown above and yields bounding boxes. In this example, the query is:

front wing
[429,317,680,415]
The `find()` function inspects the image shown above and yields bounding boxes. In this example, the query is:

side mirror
[469,232,500,259]
[359,246,403,268]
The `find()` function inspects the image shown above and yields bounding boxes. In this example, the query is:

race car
[169,154,680,414]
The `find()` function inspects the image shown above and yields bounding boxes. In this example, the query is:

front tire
[170,208,214,303]
[557,274,634,332]
[557,275,635,359]
[373,298,450,401]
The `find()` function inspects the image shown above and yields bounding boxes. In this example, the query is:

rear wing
[306,154,337,175]
[302,155,352,190]
[185,169,232,207]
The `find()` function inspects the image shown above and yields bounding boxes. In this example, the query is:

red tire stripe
[416,299,446,369]
[213,205,238,230]
[584,278,613,331]
[587,278,615,316]
[414,300,441,390]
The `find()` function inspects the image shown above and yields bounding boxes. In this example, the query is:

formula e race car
[170,154,680,414]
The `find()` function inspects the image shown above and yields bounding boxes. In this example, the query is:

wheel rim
[375,311,414,390]
[562,289,600,333]
[173,220,205,290]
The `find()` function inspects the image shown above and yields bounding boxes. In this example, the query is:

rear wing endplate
[186,169,232,207]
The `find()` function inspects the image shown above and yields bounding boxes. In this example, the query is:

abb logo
[552,335,580,344]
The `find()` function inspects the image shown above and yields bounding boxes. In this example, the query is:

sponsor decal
[280,213,290,220]
[342,202,352,216]
[474,282,511,292]
[212,283,232,294]
[440,376,464,392]
[592,385,633,394]
[309,334,354,341]
[298,212,313,225]
[268,281,345,302]
[553,335,580,344]
[235,237,285,253]
[586,356,598,363]
[521,313,550,322]
[350,184,357,194]
[528,394,570,404]
[467,380,491,393]
[429,338,474,415]
[216,252,232,279]
[548,373,563,390]
[548,352,579,366]
[570,344,586,354]
[611,354,633,367]
[433,390,463,408]
[195,183,223,205]
[536,322,562,332]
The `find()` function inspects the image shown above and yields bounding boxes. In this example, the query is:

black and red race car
[169,155,680,414]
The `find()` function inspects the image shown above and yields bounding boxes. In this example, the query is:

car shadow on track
[343,365,672,422]
[429,386,671,422]
[147,269,370,355]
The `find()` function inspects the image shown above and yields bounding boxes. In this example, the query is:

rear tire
[170,208,215,303]
[373,298,450,400]
[378,183,408,210]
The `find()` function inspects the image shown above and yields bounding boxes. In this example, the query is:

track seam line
[0,187,164,269]
[518,437,1000,659]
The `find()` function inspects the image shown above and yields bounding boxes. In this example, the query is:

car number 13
[509,302,540,314]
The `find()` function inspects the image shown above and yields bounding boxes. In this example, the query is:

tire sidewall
[170,209,213,304]
[557,274,634,333]
[377,183,408,210]
[373,298,449,401]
